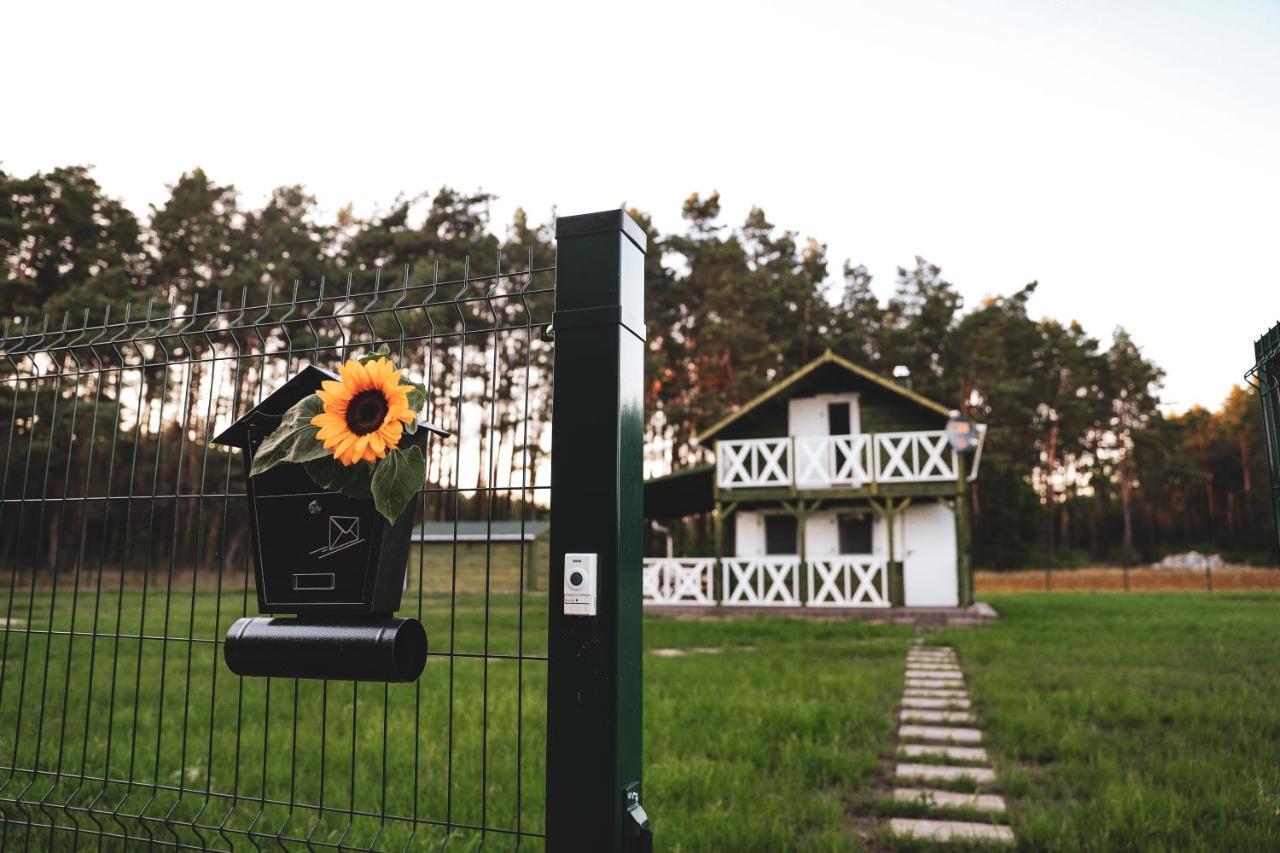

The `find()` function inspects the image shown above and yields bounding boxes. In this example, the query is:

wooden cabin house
[643,350,986,610]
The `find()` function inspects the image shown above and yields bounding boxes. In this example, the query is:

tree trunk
[1120,447,1134,568]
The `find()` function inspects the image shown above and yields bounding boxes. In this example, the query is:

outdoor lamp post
[212,364,447,682]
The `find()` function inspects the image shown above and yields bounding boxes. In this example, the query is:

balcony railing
[716,430,963,490]
[641,557,889,608]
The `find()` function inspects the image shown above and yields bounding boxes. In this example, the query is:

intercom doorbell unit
[563,553,598,616]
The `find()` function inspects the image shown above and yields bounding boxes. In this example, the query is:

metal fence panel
[0,251,555,849]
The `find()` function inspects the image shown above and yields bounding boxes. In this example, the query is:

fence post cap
[556,209,647,254]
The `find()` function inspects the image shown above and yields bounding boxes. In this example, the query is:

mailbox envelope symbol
[311,516,363,558]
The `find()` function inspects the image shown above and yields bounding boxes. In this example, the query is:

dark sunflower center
[345,390,389,436]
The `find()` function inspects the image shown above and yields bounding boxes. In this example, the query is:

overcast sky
[6,0,1278,412]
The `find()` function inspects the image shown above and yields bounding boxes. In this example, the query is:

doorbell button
[563,553,598,616]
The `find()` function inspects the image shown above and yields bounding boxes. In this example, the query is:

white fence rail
[716,438,792,488]
[642,557,889,609]
[872,431,956,482]
[721,558,803,606]
[717,430,962,490]
[642,558,717,605]
[795,434,871,488]
[806,557,889,607]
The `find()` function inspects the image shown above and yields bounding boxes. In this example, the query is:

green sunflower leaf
[248,394,329,478]
[358,344,391,365]
[370,444,425,524]
[304,457,374,500]
[405,380,428,414]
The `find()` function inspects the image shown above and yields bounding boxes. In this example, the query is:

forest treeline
[0,166,1274,570]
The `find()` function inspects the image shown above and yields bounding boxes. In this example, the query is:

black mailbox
[212,364,446,682]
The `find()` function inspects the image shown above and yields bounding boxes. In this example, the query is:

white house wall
[737,508,902,559]
[804,513,839,557]
[787,393,861,436]
[735,511,765,557]
[803,510,890,558]
[735,503,959,607]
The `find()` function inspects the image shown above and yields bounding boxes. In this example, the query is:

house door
[789,397,828,436]
[902,503,959,606]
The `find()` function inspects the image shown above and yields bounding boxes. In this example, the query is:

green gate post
[546,210,650,851]
[1253,324,1280,560]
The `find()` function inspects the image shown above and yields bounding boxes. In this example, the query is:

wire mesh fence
[0,253,555,850]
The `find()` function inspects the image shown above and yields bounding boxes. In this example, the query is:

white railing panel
[873,431,956,483]
[805,557,889,608]
[642,558,717,606]
[795,434,870,488]
[721,558,802,606]
[716,438,792,489]
[718,431,960,489]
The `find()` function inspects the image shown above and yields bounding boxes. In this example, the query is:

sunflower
[310,357,416,466]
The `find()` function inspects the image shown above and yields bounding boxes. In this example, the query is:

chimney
[892,364,912,390]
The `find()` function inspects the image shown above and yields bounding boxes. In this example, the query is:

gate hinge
[623,783,652,853]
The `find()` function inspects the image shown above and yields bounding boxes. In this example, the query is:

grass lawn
[0,582,911,851]
[937,592,1280,852]
[0,586,1277,850]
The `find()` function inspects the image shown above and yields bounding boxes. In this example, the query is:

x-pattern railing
[795,434,871,487]
[717,431,959,490]
[873,431,957,482]
[645,558,889,608]
[641,558,716,605]
[805,558,888,607]
[719,558,801,606]
[716,438,791,488]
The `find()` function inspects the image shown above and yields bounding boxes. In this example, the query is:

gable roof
[695,349,952,444]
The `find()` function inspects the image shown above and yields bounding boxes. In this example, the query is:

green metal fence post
[1253,324,1280,560]
[546,210,650,852]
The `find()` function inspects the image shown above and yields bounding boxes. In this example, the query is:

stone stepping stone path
[882,643,1015,847]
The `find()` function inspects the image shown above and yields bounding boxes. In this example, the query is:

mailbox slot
[293,573,336,591]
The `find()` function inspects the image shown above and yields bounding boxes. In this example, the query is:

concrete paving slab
[899,725,983,743]
[900,709,976,724]
[905,669,963,680]
[899,743,989,762]
[889,818,1014,845]
[896,763,997,784]
[893,787,1007,813]
[902,697,971,710]
[904,688,970,699]
[906,679,966,689]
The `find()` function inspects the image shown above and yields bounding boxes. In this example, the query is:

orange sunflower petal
[333,431,358,460]
[320,379,353,400]
[378,420,403,444]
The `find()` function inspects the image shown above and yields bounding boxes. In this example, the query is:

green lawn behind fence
[1,587,1278,851]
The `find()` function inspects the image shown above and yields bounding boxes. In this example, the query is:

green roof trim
[694,350,952,444]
